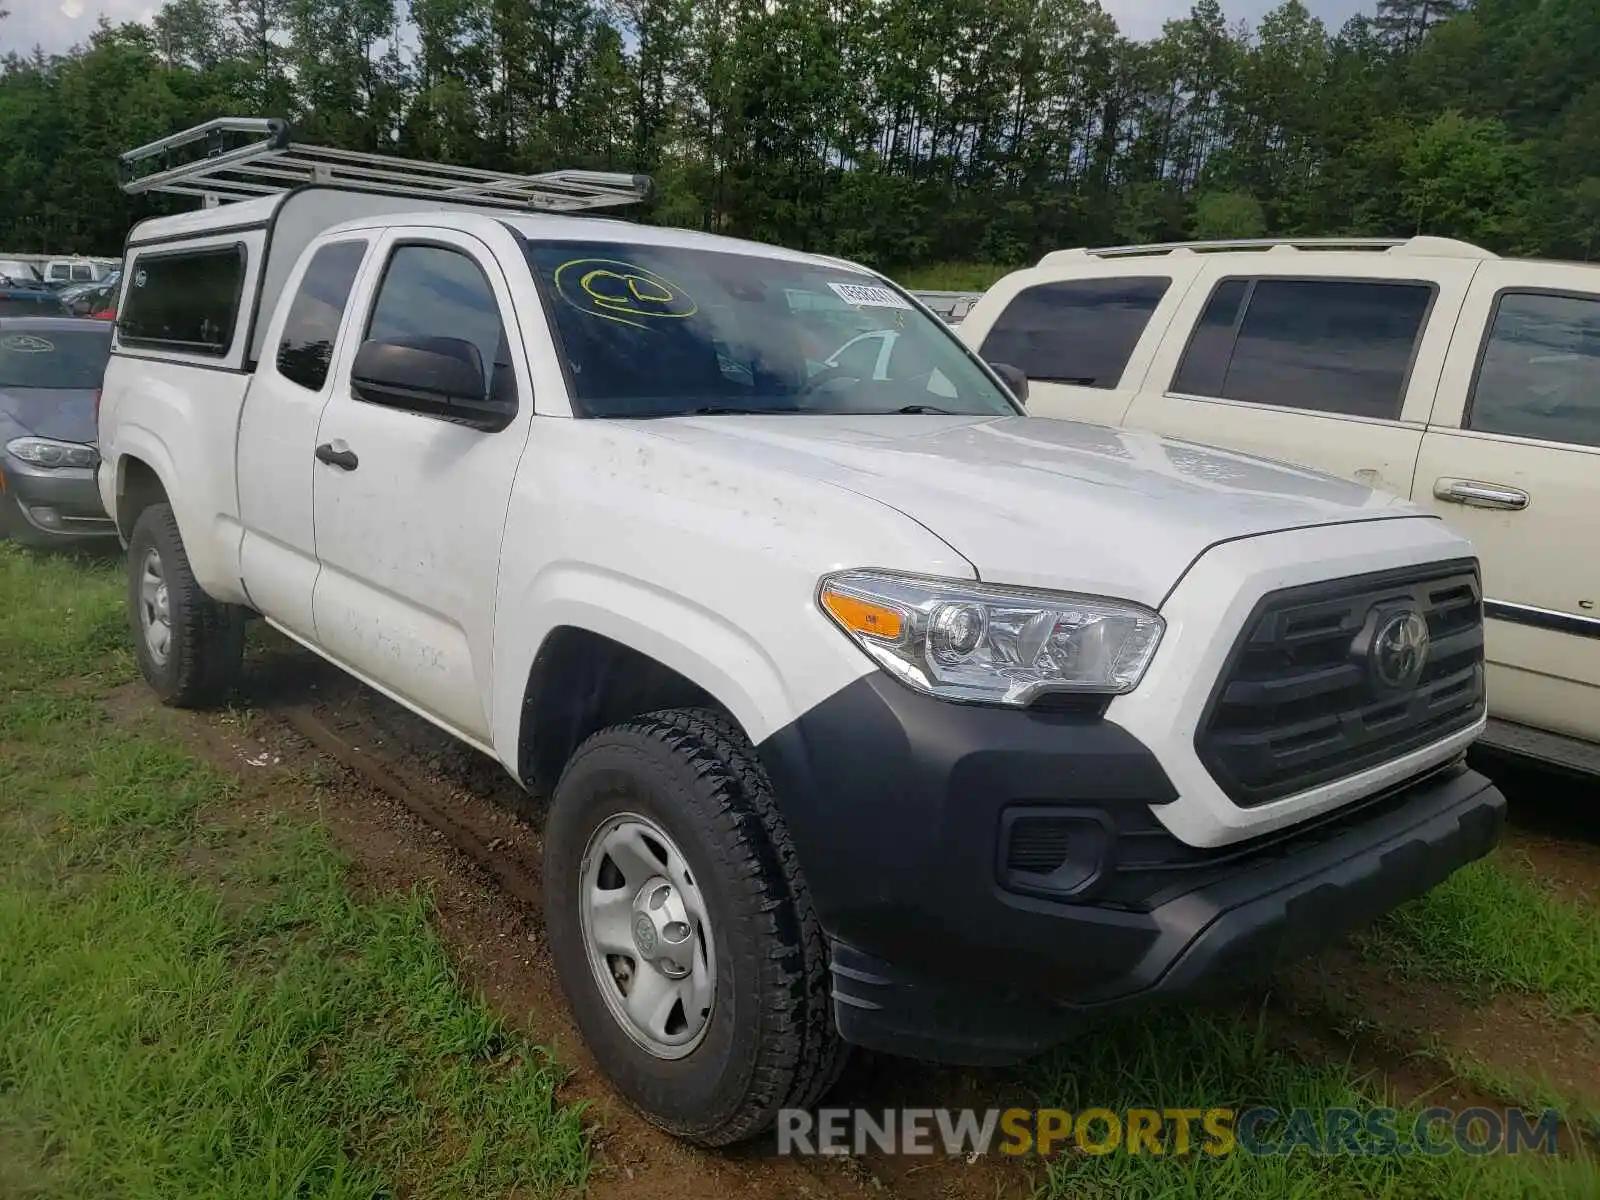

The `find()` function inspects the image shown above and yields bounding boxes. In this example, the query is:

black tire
[544,707,847,1146]
[126,502,245,708]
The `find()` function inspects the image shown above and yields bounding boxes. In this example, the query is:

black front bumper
[757,674,1506,1065]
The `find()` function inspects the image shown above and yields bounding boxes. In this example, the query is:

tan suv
[960,236,1600,774]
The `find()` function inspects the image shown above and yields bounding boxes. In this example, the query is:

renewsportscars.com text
[777,1106,1561,1158]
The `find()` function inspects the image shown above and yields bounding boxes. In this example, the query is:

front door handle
[1433,478,1528,511]
[315,441,359,471]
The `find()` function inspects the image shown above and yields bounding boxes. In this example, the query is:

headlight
[819,570,1164,705]
[5,436,98,469]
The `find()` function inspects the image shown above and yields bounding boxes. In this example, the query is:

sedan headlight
[819,570,1164,705]
[6,436,98,469]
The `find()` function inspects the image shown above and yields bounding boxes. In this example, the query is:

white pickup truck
[98,121,1506,1146]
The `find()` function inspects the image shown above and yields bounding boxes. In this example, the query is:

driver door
[309,226,534,741]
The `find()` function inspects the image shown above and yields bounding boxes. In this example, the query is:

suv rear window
[978,277,1170,388]
[1173,278,1433,420]
[1469,291,1600,449]
[119,245,246,357]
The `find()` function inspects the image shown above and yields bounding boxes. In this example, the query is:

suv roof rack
[119,117,653,213]
[1039,235,1496,266]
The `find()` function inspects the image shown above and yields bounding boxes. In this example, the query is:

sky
[3,0,1372,58]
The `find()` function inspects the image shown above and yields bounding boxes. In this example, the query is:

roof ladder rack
[119,117,654,213]
[1040,236,1496,265]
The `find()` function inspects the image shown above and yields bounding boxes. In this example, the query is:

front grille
[1197,560,1485,808]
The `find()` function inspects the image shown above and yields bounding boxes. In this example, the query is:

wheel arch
[112,451,172,540]
[495,578,807,797]
[516,624,734,797]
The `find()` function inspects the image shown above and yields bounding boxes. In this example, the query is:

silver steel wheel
[138,547,172,665]
[579,812,716,1059]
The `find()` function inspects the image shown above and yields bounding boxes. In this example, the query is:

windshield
[0,327,112,389]
[523,240,1017,419]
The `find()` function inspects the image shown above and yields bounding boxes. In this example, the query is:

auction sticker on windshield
[828,281,911,309]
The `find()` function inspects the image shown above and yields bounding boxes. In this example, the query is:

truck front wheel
[126,503,245,708]
[543,708,846,1146]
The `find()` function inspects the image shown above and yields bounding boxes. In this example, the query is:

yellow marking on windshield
[553,258,698,330]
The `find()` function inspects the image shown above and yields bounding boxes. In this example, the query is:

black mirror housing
[988,361,1029,405]
[351,335,513,431]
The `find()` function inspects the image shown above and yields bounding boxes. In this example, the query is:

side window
[119,246,246,357]
[275,241,368,391]
[1468,292,1600,449]
[1170,279,1250,398]
[364,244,510,410]
[1172,278,1432,421]
[70,264,94,282]
[979,277,1171,388]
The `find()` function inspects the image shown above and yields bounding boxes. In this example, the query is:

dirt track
[118,630,1600,1196]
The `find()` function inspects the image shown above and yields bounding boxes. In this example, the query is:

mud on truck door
[307,227,533,741]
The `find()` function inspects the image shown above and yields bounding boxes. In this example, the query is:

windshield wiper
[685,405,772,416]
[889,404,956,415]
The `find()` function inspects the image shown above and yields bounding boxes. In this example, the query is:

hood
[634,414,1424,608]
[0,387,99,444]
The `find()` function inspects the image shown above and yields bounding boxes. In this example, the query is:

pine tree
[1373,0,1462,54]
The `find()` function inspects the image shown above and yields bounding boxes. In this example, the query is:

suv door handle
[315,441,359,471]
[1433,478,1528,511]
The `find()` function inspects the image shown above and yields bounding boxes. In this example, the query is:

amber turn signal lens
[821,588,904,641]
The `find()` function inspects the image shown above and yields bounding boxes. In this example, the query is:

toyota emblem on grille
[1371,610,1430,690]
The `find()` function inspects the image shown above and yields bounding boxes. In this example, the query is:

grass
[1360,858,1600,1017]
[1025,1011,1598,1199]
[1432,1042,1600,1136]
[892,261,1016,292]
[0,543,590,1199]
[0,545,130,688]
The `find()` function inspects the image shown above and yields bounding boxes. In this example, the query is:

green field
[0,547,589,1199]
[893,262,1015,292]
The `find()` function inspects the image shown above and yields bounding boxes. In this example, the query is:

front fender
[488,560,874,777]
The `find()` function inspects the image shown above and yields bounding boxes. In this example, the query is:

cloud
[1103,0,1369,40]
[2,0,1375,59]
[2,0,154,55]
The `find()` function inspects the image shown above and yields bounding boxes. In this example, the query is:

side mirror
[351,335,512,431]
[988,361,1029,405]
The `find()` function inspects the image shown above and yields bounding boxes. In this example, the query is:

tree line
[1,0,1596,275]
